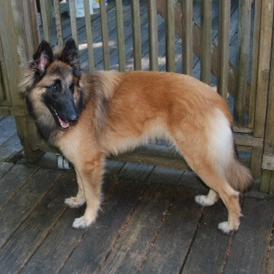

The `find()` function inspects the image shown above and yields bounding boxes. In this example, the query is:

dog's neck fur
[80,71,123,137]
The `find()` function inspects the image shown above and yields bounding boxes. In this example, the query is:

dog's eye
[49,80,61,95]
[51,84,59,93]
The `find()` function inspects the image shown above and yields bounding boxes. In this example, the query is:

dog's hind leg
[197,169,241,234]
[72,154,105,229]
[173,108,247,233]
[181,151,241,233]
[195,189,219,207]
[65,169,86,208]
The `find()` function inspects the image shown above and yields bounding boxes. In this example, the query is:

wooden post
[1,0,44,162]
[252,0,274,185]
[260,4,274,193]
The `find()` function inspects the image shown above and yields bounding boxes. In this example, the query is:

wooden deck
[0,116,273,273]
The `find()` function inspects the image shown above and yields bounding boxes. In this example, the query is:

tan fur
[22,53,253,232]
[50,71,253,232]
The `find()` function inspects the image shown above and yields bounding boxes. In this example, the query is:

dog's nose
[68,113,79,123]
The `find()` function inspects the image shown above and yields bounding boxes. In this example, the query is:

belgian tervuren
[20,39,252,233]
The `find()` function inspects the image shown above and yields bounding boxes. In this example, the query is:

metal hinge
[262,154,274,171]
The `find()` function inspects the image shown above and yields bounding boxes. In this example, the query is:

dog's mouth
[51,108,70,129]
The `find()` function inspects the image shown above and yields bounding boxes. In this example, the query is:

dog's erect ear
[60,38,81,77]
[31,40,54,73]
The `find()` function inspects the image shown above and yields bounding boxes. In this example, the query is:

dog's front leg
[65,169,86,208]
[72,155,105,229]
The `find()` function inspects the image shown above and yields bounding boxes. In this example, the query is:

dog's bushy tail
[209,109,253,192]
[225,155,253,192]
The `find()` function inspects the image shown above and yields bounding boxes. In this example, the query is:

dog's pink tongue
[58,117,69,129]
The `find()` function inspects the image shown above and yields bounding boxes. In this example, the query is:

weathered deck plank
[0,162,13,178]
[0,133,22,161]
[0,116,22,161]
[20,161,124,274]
[59,163,154,274]
[0,163,38,208]
[181,203,232,274]
[0,171,72,273]
[140,184,203,273]
[92,167,183,273]
[98,186,173,274]
[0,116,17,146]
[0,168,60,248]
[223,198,274,274]
[267,231,274,274]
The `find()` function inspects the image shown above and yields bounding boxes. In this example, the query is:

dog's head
[21,39,84,139]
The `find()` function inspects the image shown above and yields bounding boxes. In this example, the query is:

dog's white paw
[195,194,216,207]
[64,196,85,208]
[218,221,231,234]
[72,216,92,229]
[218,221,240,234]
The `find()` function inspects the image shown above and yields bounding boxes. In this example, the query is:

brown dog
[21,39,252,233]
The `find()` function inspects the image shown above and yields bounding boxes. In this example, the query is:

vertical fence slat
[53,0,63,47]
[249,0,262,179]
[183,0,193,75]
[39,0,51,42]
[69,0,78,46]
[22,0,40,57]
[254,0,274,138]
[201,0,212,83]
[115,0,126,71]
[84,0,95,72]
[236,0,252,125]
[261,35,274,193]
[218,0,231,98]
[100,0,110,70]
[166,0,175,72]
[132,0,142,70]
[148,0,159,71]
[262,25,274,193]
[249,0,262,129]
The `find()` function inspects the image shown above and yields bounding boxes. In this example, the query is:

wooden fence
[0,0,274,193]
